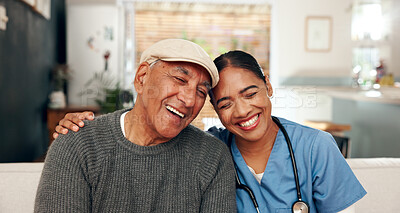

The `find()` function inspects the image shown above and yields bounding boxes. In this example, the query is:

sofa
[347,158,400,212]
[0,163,43,213]
[1,158,399,213]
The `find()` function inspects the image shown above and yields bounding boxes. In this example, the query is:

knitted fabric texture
[35,109,236,212]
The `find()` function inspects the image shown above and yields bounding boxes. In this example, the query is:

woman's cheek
[217,110,231,125]
[255,96,270,107]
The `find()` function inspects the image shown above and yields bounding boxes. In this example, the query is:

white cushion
[1,159,400,213]
[346,158,400,213]
[0,163,44,213]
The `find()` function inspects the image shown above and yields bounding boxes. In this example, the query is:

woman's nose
[232,98,251,118]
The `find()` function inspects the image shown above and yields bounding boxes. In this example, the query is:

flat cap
[140,39,219,88]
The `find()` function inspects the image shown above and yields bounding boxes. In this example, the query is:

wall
[269,0,354,86]
[0,0,66,162]
[268,0,400,125]
[269,0,400,86]
[67,4,120,106]
[267,0,347,123]
[271,86,332,124]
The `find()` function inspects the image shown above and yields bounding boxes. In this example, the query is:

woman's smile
[212,66,273,143]
[237,113,260,130]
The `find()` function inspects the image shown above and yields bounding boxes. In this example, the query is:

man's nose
[177,86,196,107]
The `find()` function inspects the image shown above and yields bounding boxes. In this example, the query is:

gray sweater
[35,109,237,212]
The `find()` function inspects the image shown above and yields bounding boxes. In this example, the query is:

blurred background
[0,0,399,162]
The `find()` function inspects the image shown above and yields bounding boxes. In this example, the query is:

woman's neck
[235,117,279,173]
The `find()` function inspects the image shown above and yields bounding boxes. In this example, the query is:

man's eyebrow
[201,81,212,91]
[239,85,259,94]
[175,66,211,90]
[216,97,230,106]
[176,66,189,75]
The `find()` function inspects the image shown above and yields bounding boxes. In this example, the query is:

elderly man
[35,39,236,212]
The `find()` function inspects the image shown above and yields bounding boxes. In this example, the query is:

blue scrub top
[207,117,366,213]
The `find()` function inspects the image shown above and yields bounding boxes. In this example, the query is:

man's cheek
[144,86,161,99]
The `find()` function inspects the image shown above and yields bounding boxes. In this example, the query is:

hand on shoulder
[53,111,95,139]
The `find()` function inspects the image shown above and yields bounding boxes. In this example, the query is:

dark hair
[209,50,266,105]
[213,50,266,84]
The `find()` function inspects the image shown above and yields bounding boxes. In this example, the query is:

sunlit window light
[125,39,132,50]
[365,90,382,97]
[352,2,384,41]
[373,84,381,89]
[125,61,132,72]
[370,69,377,77]
[352,47,380,86]
[353,65,362,74]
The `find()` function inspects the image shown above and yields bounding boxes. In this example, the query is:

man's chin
[158,130,183,140]
[157,117,193,139]
[157,124,187,139]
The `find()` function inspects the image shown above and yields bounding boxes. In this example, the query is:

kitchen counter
[318,86,400,158]
[271,85,400,158]
[317,86,400,105]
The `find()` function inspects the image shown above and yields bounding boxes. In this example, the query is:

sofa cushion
[1,159,399,213]
[0,163,44,213]
[346,158,400,213]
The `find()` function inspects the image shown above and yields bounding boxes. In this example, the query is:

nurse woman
[54,50,366,213]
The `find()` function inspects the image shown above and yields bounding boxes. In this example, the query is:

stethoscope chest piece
[292,200,309,213]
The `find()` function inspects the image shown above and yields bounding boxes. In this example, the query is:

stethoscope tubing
[271,116,302,201]
[229,116,309,213]
[233,165,260,213]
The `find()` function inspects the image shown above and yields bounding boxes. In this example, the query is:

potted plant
[81,71,133,114]
[48,64,71,109]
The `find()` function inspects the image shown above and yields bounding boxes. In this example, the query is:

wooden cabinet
[47,106,100,145]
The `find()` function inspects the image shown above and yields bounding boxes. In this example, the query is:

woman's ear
[265,75,273,97]
[134,62,150,94]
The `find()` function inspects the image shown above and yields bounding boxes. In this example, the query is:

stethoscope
[228,116,309,213]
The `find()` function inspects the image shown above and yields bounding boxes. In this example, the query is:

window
[352,2,384,41]
[352,47,380,87]
[120,1,271,129]
[351,0,391,88]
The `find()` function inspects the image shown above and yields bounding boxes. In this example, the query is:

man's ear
[134,62,151,94]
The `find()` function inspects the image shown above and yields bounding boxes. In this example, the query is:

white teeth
[166,105,184,118]
[239,114,259,127]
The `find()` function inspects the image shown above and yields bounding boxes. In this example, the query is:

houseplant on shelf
[48,64,71,109]
[81,71,133,114]
[80,50,133,114]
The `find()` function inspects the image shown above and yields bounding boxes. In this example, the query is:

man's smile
[166,105,185,118]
